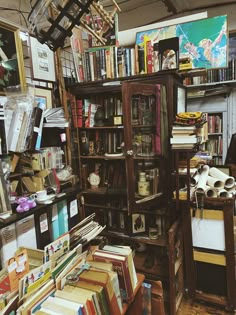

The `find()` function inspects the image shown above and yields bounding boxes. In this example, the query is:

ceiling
[0,0,234,31]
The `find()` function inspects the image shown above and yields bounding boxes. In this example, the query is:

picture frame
[159,37,179,71]
[229,30,236,62]
[0,20,26,94]
[29,86,53,109]
[129,213,146,235]
[30,36,56,82]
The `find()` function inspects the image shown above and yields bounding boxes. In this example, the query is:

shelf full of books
[66,28,181,84]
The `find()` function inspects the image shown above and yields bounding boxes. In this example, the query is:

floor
[177,296,235,315]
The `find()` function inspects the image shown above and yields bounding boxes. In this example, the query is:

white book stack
[171,125,201,149]
[43,108,69,128]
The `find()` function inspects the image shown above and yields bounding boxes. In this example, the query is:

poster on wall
[136,15,227,69]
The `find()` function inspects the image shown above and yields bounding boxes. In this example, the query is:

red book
[71,99,78,128]
[93,249,133,300]
[146,40,153,74]
[77,99,83,128]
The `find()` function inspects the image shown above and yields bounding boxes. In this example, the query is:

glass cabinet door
[122,82,168,213]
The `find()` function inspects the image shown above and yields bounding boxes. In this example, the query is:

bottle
[138,172,150,196]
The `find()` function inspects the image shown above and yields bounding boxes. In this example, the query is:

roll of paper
[206,176,224,189]
[209,167,235,189]
[191,173,200,186]
[197,165,210,191]
[217,189,231,198]
[204,185,217,198]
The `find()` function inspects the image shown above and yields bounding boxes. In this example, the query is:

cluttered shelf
[0,185,81,228]
[102,230,167,247]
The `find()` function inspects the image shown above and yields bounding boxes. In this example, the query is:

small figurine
[16,196,36,213]
[88,171,101,189]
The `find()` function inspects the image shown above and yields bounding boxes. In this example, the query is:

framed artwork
[130,213,146,235]
[229,31,236,62]
[29,86,53,109]
[159,37,179,71]
[30,36,56,82]
[136,15,227,69]
[0,20,26,93]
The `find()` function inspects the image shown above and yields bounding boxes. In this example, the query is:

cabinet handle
[126,150,134,156]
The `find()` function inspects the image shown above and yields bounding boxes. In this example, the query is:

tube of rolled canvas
[204,185,218,198]
[206,175,224,189]
[209,167,235,189]
[197,165,209,191]
[191,173,200,186]
[217,189,231,198]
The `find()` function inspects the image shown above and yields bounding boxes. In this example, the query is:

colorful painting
[136,15,227,69]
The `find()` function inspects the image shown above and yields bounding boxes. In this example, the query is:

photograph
[130,213,146,235]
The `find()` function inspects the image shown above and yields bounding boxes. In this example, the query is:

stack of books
[10,244,138,315]
[170,125,201,149]
[43,108,69,128]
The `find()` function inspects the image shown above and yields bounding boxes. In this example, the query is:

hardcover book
[93,249,133,300]
[79,268,122,315]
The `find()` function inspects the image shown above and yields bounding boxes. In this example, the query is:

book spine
[77,99,83,128]
[84,51,91,82]
[146,40,153,74]
[137,45,145,74]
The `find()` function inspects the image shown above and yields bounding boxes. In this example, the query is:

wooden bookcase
[66,71,186,314]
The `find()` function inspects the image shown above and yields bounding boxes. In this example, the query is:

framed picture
[29,86,53,109]
[30,36,56,82]
[229,31,236,62]
[159,37,179,71]
[0,20,26,94]
[129,213,146,235]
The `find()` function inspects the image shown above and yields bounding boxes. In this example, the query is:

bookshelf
[187,91,229,165]
[66,71,185,314]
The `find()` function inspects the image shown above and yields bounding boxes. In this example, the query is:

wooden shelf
[102,231,167,246]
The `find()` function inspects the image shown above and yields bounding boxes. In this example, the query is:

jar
[149,225,159,239]
[138,172,150,196]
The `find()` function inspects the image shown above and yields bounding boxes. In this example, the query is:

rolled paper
[217,189,231,198]
[204,185,218,198]
[209,167,235,189]
[206,175,224,189]
[225,186,236,195]
[197,164,209,191]
[191,173,200,186]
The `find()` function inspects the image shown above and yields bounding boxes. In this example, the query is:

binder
[34,211,51,250]
[51,204,60,241]
[57,200,69,235]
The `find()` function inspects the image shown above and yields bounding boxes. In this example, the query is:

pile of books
[170,125,201,149]
[43,108,69,128]
[0,213,109,314]
[0,213,139,314]
[5,244,138,315]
